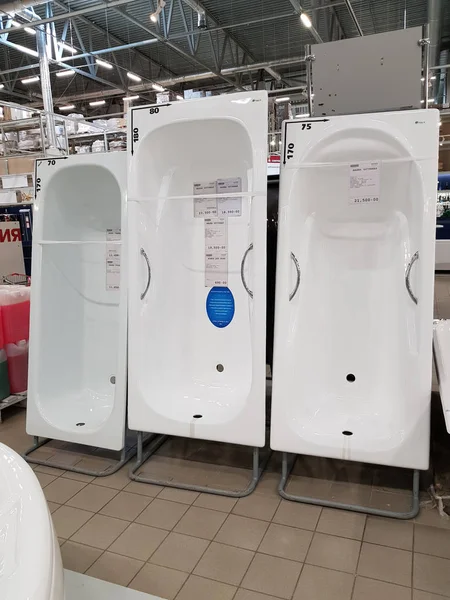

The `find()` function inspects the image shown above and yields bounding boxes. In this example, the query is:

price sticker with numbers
[193,181,217,218]
[217,177,242,217]
[349,162,380,205]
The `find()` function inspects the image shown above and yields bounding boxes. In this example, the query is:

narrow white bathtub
[127,91,267,447]
[271,109,439,470]
[27,153,127,451]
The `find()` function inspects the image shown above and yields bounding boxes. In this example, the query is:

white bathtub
[0,443,64,599]
[127,92,267,447]
[271,109,439,470]
[27,153,127,451]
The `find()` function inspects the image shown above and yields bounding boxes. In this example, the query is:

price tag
[204,218,227,287]
[349,162,380,205]
[106,228,121,291]
[217,177,242,217]
[193,181,217,218]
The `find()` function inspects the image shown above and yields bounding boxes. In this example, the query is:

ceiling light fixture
[123,95,139,101]
[15,44,38,57]
[22,75,39,84]
[59,42,77,54]
[300,12,312,28]
[24,26,36,35]
[150,0,166,23]
[127,72,141,82]
[59,104,75,111]
[56,69,75,78]
[10,19,20,27]
[96,59,113,69]
[0,84,4,90]
[270,139,276,146]
[176,94,183,100]
[89,100,106,106]
[152,83,165,92]
[275,96,290,103]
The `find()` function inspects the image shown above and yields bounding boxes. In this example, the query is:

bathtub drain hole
[76,422,85,427]
[216,364,224,372]
[193,414,203,419]
[342,430,353,436]
[346,373,355,382]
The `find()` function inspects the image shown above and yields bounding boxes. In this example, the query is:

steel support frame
[278,453,420,519]
[130,432,271,498]
[23,435,137,477]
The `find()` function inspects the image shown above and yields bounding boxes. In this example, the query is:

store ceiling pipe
[0,0,48,14]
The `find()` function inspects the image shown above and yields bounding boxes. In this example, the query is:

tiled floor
[2,276,450,600]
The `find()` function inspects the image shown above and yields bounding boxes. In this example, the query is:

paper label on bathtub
[106,228,121,291]
[193,181,218,218]
[349,162,380,205]
[217,177,242,217]
[205,218,228,287]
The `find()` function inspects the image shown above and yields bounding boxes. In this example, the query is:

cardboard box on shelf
[7,158,35,175]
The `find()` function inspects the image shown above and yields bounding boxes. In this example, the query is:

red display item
[5,341,28,394]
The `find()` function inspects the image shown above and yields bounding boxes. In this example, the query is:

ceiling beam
[286,0,324,43]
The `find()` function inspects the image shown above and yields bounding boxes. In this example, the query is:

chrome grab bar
[140,248,151,300]
[289,252,301,301]
[405,250,419,305]
[241,243,253,298]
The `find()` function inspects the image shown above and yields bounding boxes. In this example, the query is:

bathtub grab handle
[289,252,301,301]
[405,251,419,305]
[140,248,151,300]
[241,243,254,298]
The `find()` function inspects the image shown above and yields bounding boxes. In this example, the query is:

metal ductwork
[0,0,48,14]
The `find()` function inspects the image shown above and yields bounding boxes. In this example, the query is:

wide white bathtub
[127,92,267,447]
[271,109,439,470]
[27,153,127,451]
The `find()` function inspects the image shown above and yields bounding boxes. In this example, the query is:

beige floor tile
[293,564,354,600]
[51,505,94,539]
[413,552,450,596]
[158,488,199,505]
[272,499,321,531]
[194,541,254,585]
[43,477,86,504]
[71,514,128,549]
[86,551,143,587]
[61,471,95,484]
[60,541,102,573]
[100,491,151,521]
[364,516,413,550]
[174,506,227,540]
[369,490,412,513]
[316,508,366,540]
[232,494,280,522]
[92,467,131,490]
[415,507,450,530]
[286,475,333,500]
[357,542,412,586]
[109,522,168,561]
[123,481,164,497]
[234,590,283,600]
[414,524,450,559]
[306,532,360,573]
[129,563,188,599]
[352,577,411,600]
[66,484,118,512]
[215,514,269,551]
[241,553,302,600]
[413,590,448,599]
[35,471,57,488]
[150,532,209,572]
[259,523,313,562]
[193,493,237,513]
[136,499,188,530]
[47,501,61,514]
[176,574,236,600]
[329,482,372,505]
[35,465,66,477]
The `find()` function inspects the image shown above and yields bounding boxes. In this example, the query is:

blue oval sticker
[206,287,235,328]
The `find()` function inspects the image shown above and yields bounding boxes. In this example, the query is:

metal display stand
[0,392,26,423]
[24,436,136,477]
[130,432,271,498]
[275,26,430,519]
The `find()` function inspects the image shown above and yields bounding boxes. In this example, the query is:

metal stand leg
[23,436,137,477]
[130,433,271,498]
[278,453,420,520]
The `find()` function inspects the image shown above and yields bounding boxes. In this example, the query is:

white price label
[193,181,217,218]
[217,177,242,217]
[349,162,380,205]
[205,218,227,287]
[106,228,121,291]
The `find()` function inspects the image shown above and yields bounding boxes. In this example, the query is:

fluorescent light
[14,43,38,57]
[431,76,436,80]
[440,121,443,126]
[296,113,310,118]
[275,96,290,103]
[127,72,141,82]
[59,42,77,54]
[89,100,106,107]
[56,69,75,78]
[24,26,36,35]
[278,140,282,145]
[22,75,39,84]
[0,84,4,90]
[59,104,75,111]
[421,77,425,82]
[430,98,435,103]
[300,12,312,28]
[152,83,165,92]
[123,95,139,101]
[150,13,158,22]
[96,59,113,69]
[176,95,183,100]
[10,20,20,27]
[270,139,276,146]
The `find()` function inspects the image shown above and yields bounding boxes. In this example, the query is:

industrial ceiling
[0,0,448,113]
